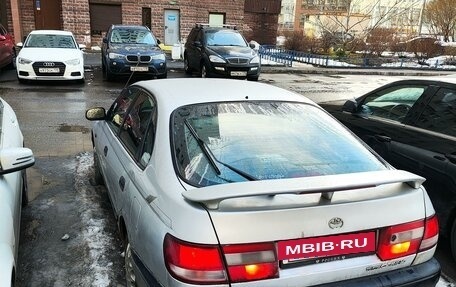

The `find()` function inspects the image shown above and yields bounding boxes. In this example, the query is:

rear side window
[172,101,386,187]
[414,88,456,137]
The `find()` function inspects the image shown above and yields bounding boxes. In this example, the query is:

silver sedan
[86,78,440,287]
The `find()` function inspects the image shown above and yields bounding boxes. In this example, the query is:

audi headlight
[17,57,32,65]
[109,53,125,60]
[152,53,166,61]
[209,55,226,63]
[250,56,260,64]
[65,58,81,65]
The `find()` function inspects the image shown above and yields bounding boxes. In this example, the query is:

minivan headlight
[209,55,226,63]
[250,56,260,64]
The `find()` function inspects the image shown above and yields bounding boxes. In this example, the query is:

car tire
[125,241,137,287]
[247,76,259,81]
[157,72,167,79]
[184,56,192,75]
[201,62,211,78]
[103,61,113,82]
[17,76,27,84]
[451,218,456,262]
[92,150,104,186]
[21,170,29,207]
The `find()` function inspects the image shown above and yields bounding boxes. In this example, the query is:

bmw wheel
[125,241,137,287]
[184,56,192,75]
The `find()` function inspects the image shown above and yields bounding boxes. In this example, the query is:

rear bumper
[316,258,441,287]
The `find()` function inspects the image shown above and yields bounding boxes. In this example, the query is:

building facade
[0,0,281,48]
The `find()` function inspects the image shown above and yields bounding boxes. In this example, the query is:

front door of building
[34,0,62,30]
[164,10,179,45]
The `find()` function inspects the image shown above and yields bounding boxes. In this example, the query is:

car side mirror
[16,42,23,48]
[0,147,35,175]
[193,41,202,48]
[0,35,6,41]
[79,44,86,50]
[103,37,108,44]
[342,99,358,113]
[86,107,107,121]
[156,39,161,45]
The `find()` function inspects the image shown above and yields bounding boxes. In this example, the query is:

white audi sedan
[86,79,441,287]
[16,30,85,83]
[0,98,35,286]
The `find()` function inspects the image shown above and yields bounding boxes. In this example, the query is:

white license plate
[39,67,60,73]
[131,66,149,72]
[230,71,247,77]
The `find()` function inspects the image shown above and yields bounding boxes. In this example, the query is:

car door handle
[104,146,108,156]
[119,176,125,191]
[374,135,391,143]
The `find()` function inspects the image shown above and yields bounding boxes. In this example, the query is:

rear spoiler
[182,170,425,210]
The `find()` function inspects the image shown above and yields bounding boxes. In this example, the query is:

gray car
[86,78,440,287]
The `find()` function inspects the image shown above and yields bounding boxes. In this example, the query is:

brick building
[0,0,281,48]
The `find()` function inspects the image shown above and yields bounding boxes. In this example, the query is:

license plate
[277,232,376,263]
[39,67,60,73]
[131,66,149,72]
[230,71,247,77]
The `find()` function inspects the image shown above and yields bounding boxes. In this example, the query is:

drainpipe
[10,0,22,43]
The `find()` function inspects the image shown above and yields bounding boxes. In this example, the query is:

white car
[86,79,441,287]
[0,98,34,286]
[16,30,85,83]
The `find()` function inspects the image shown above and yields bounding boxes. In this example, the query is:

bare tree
[308,0,423,52]
[424,0,456,42]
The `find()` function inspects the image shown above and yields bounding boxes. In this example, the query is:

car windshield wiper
[184,119,256,181]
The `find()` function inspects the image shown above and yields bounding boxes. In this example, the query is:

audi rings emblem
[328,217,344,229]
[43,62,55,67]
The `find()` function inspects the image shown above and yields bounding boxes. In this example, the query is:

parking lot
[0,62,455,286]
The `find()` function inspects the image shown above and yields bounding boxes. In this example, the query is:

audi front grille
[32,62,66,76]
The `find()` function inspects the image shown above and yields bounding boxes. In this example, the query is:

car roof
[111,24,149,30]
[134,78,314,111]
[29,30,74,36]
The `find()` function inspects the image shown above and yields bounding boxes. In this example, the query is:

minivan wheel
[451,218,456,262]
[92,150,104,186]
[125,241,137,287]
[201,63,210,78]
[21,170,29,207]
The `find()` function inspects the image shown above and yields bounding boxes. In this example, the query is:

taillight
[164,234,227,284]
[223,242,278,283]
[377,215,439,261]
[164,234,278,284]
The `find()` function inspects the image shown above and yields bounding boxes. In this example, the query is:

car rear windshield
[25,34,77,49]
[110,28,157,45]
[172,101,386,187]
[204,30,247,46]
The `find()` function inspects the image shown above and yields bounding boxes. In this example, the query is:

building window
[89,3,122,36]
[209,13,225,27]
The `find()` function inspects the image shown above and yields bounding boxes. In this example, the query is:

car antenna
[123,54,141,89]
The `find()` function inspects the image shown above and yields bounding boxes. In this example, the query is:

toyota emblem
[43,62,55,67]
[328,217,344,229]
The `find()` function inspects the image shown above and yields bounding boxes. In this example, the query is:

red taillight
[164,234,227,284]
[164,234,278,284]
[224,242,278,282]
[377,216,439,261]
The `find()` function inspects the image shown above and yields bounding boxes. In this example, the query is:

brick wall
[243,12,279,45]
[19,0,35,41]
[61,0,91,46]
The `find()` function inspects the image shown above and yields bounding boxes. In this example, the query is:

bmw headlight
[109,53,125,60]
[250,56,260,64]
[65,58,81,65]
[209,55,226,63]
[17,57,33,65]
[151,53,166,61]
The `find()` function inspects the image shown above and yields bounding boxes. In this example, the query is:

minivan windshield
[172,101,386,187]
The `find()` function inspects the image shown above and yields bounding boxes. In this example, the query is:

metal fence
[258,45,456,70]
